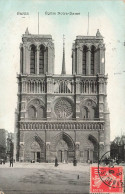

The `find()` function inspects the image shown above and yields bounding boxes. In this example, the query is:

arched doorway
[31,141,41,162]
[88,135,98,162]
[51,132,75,163]
[24,136,45,162]
[56,140,68,162]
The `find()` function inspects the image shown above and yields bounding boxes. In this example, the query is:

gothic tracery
[54,99,73,119]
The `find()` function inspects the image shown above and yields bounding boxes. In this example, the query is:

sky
[0,0,125,140]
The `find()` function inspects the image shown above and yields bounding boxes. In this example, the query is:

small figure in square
[55,157,58,167]
[73,157,77,166]
[10,157,13,167]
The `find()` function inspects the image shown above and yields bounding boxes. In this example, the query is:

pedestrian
[73,158,77,166]
[55,157,58,167]
[10,157,13,167]
[105,157,109,165]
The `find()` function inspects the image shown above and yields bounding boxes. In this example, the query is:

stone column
[20,44,23,74]
[23,46,26,74]
[25,46,30,74]
[76,46,79,74]
[99,45,105,74]
[19,142,24,162]
[75,142,80,162]
[37,47,40,74]
[76,78,80,94]
[76,78,80,119]
[26,48,30,74]
[78,46,82,74]
[99,142,105,159]
[47,42,55,74]
[14,109,19,161]
[76,45,82,74]
[104,79,110,154]
[47,47,51,74]
[86,46,91,75]
[98,77,104,119]
[72,48,76,74]
[46,142,50,162]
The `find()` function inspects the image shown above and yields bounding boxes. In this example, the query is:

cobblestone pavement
[0,163,124,194]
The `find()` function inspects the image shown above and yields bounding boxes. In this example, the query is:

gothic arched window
[39,45,44,74]
[82,46,87,75]
[30,45,36,74]
[91,46,95,75]
[28,106,36,119]
[82,99,98,120]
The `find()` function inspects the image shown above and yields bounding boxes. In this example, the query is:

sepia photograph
[0,0,125,193]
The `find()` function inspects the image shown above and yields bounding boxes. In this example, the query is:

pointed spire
[61,34,66,74]
[25,27,29,35]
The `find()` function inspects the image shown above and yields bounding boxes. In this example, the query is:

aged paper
[0,0,125,193]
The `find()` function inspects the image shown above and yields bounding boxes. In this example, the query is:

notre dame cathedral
[14,28,110,163]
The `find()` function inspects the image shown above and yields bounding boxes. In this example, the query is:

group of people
[55,157,77,167]
[0,157,13,167]
[0,159,5,165]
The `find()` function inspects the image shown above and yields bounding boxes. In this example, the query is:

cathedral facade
[14,28,110,163]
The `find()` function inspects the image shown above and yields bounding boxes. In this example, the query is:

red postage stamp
[90,166,123,193]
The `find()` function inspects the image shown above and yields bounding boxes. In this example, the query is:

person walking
[10,157,13,167]
[55,157,58,167]
[73,158,77,166]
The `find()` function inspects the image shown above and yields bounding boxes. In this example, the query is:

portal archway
[51,132,75,162]
[56,140,68,162]
[88,134,98,162]
[24,135,45,162]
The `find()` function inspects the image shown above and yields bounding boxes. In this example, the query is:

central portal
[30,140,45,162]
[56,140,68,162]
[52,132,75,163]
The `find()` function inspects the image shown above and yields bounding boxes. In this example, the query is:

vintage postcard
[0,0,125,193]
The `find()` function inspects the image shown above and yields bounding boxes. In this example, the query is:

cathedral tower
[72,29,110,155]
[14,29,110,163]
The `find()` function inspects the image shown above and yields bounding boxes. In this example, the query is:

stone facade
[14,29,110,163]
[0,129,6,159]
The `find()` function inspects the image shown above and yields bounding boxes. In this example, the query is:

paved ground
[0,163,90,194]
[0,163,125,194]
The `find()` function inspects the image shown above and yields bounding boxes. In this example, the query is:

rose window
[54,99,72,118]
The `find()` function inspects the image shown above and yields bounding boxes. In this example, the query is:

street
[0,163,90,194]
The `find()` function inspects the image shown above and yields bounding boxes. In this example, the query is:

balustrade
[80,80,97,94]
[20,121,104,131]
[22,80,46,93]
[21,79,98,94]
[54,80,74,94]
